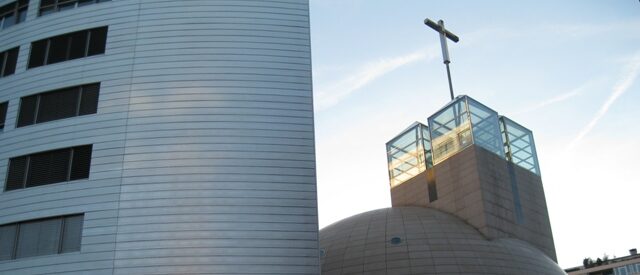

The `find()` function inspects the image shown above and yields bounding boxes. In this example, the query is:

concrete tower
[0,0,318,274]
[387,95,555,260]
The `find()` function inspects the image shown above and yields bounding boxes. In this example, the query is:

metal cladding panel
[0,0,318,274]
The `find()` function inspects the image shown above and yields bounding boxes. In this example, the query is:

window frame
[0,0,28,30]
[17,83,100,127]
[39,0,110,16]
[28,26,108,69]
[0,47,20,77]
[5,145,93,191]
[0,214,83,261]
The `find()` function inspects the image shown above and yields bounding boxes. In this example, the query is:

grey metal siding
[0,0,318,274]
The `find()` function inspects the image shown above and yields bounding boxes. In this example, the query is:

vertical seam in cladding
[112,1,143,274]
[305,1,321,272]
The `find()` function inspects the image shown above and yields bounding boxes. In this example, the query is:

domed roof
[320,207,564,274]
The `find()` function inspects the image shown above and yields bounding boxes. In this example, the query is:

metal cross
[424,18,459,100]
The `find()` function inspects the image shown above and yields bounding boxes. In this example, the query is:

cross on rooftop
[424,18,459,100]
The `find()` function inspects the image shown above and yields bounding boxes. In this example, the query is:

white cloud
[567,52,640,149]
[314,46,439,111]
[514,81,593,115]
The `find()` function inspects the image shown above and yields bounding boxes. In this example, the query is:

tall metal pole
[445,62,454,100]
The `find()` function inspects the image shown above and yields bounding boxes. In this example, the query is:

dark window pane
[0,4,13,16]
[60,215,83,253]
[17,95,38,127]
[26,148,71,187]
[0,51,4,76]
[87,27,107,56]
[70,145,92,180]
[29,40,48,68]
[16,218,62,258]
[2,14,15,29]
[78,84,99,115]
[39,6,54,16]
[17,7,27,23]
[47,35,70,65]
[40,0,56,7]
[58,0,77,11]
[6,156,27,191]
[78,0,95,6]
[3,47,19,76]
[68,31,88,60]
[0,101,7,129]
[0,224,17,260]
[37,87,79,123]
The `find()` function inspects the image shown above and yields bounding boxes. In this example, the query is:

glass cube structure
[500,116,541,175]
[386,95,542,186]
[428,95,504,165]
[386,122,431,187]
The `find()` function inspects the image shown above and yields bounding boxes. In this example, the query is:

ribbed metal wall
[0,0,318,274]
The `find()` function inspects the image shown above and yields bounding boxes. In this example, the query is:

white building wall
[0,0,318,274]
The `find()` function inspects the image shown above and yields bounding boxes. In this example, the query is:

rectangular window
[39,0,110,16]
[0,101,7,130]
[17,83,99,127]
[0,214,83,261]
[28,26,107,68]
[5,145,92,191]
[0,47,19,77]
[0,0,28,29]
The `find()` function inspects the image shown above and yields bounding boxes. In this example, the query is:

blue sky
[310,0,640,268]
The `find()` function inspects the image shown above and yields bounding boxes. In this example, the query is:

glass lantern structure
[428,95,504,165]
[386,122,431,187]
[500,116,541,175]
[386,95,542,187]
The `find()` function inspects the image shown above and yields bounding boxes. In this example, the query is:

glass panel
[26,148,72,187]
[57,0,77,11]
[0,52,5,75]
[29,40,48,68]
[501,116,541,175]
[70,145,92,180]
[0,101,7,129]
[78,0,95,6]
[17,95,38,127]
[467,97,504,158]
[88,27,107,56]
[0,224,17,260]
[3,47,19,76]
[47,35,70,64]
[6,156,27,190]
[2,13,14,29]
[78,83,99,115]
[39,6,55,16]
[17,7,27,23]
[37,87,80,123]
[16,218,62,258]
[386,123,428,187]
[68,31,88,60]
[421,124,432,168]
[428,97,471,164]
[60,215,83,252]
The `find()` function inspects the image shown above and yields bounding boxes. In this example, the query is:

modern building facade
[320,95,563,274]
[0,0,319,274]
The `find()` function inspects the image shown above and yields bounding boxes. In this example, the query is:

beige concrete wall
[389,145,557,261]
